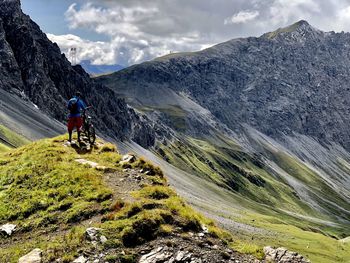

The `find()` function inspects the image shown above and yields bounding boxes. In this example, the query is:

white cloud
[59,2,215,65]
[268,0,321,26]
[47,33,118,65]
[224,10,259,25]
[46,0,350,66]
[334,5,350,31]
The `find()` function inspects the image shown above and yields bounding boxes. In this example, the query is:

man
[67,91,87,143]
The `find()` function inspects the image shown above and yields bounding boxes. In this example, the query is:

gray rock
[0,223,16,236]
[264,246,310,263]
[85,227,103,241]
[120,154,137,165]
[100,235,108,243]
[139,247,173,263]
[72,256,87,263]
[175,251,185,261]
[18,248,42,263]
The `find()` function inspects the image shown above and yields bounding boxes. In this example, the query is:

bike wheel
[87,125,96,145]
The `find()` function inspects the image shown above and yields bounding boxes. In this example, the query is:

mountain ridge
[98,19,350,262]
[0,0,157,147]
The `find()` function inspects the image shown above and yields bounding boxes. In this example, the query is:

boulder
[0,223,16,236]
[72,256,87,263]
[85,227,103,241]
[120,154,136,164]
[18,248,42,263]
[139,247,173,263]
[264,246,310,263]
[75,159,99,168]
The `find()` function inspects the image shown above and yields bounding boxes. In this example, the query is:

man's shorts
[67,116,83,132]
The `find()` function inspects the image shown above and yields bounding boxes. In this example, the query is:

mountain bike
[81,107,96,145]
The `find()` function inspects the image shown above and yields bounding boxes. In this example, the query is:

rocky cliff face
[99,20,350,151]
[0,0,155,147]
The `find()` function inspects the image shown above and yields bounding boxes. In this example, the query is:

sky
[21,0,350,67]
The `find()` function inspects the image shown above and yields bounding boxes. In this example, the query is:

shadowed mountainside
[0,0,156,147]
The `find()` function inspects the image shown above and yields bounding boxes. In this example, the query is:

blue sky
[19,0,350,66]
[21,0,107,41]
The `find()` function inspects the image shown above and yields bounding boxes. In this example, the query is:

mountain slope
[99,20,350,149]
[0,136,262,263]
[0,0,155,147]
[98,20,350,262]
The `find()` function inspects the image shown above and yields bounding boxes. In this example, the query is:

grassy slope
[0,135,234,262]
[156,135,350,263]
[0,124,30,149]
[0,143,10,153]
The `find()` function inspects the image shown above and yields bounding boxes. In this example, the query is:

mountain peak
[262,20,321,39]
[0,0,22,18]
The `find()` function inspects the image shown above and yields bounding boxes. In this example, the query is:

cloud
[224,10,259,25]
[48,0,350,66]
[47,33,118,65]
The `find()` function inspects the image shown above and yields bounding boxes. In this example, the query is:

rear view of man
[67,91,87,143]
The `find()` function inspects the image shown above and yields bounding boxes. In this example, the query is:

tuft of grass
[132,157,164,177]
[100,143,117,153]
[231,240,265,260]
[134,185,176,200]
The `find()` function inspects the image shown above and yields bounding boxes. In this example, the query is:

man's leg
[77,117,83,143]
[68,117,73,142]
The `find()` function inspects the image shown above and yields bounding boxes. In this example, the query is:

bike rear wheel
[87,125,96,145]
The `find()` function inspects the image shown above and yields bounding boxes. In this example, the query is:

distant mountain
[80,60,124,75]
[98,20,350,261]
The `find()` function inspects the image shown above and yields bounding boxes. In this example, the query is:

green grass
[0,135,232,262]
[0,135,113,228]
[156,133,350,262]
[0,124,30,148]
[234,211,350,263]
[139,105,188,132]
[0,143,10,152]
[265,20,305,39]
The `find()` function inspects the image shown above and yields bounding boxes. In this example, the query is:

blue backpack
[68,98,80,114]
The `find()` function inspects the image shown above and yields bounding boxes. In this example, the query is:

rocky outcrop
[99,20,350,151]
[0,0,156,147]
[264,246,310,263]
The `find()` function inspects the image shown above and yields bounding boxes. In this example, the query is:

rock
[201,225,209,234]
[139,247,173,263]
[264,246,310,263]
[18,248,42,263]
[0,223,16,236]
[175,251,185,261]
[120,154,136,164]
[85,227,103,241]
[72,256,87,263]
[198,233,205,238]
[75,159,99,168]
[100,235,108,243]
